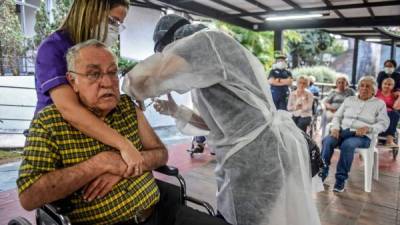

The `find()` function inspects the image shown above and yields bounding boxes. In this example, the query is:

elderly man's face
[68,46,120,117]
[358,80,374,100]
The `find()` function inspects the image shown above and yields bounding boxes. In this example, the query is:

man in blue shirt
[268,53,293,110]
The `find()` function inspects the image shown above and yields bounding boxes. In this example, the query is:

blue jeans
[321,129,371,182]
[271,88,289,110]
[380,110,400,136]
[292,116,311,133]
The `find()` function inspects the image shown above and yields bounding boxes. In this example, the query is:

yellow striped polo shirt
[17,95,160,225]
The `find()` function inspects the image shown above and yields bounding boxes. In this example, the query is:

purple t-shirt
[34,30,73,114]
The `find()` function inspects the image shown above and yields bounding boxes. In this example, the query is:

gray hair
[357,75,377,94]
[308,75,316,83]
[383,77,395,85]
[335,73,349,86]
[66,39,118,73]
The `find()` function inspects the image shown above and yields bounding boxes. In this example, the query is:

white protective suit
[122,30,321,225]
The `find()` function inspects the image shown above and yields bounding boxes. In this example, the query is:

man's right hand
[330,129,340,139]
[83,173,122,202]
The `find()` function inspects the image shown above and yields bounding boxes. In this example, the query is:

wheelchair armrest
[155,165,179,176]
[185,196,215,216]
[42,197,74,215]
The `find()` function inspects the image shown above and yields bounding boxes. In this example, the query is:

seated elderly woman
[320,76,389,192]
[288,75,314,132]
[376,77,400,146]
[321,74,356,137]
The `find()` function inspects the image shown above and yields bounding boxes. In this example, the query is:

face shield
[153,15,190,52]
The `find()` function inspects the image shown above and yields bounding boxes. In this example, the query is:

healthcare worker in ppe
[122,14,321,225]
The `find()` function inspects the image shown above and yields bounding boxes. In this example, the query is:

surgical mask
[99,22,119,47]
[104,25,119,47]
[384,67,395,75]
[275,61,287,69]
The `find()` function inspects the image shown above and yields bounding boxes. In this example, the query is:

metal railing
[0,56,35,76]
[0,85,36,135]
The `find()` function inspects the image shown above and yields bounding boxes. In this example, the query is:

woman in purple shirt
[34,0,143,176]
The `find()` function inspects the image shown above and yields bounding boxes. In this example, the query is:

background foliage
[32,0,71,48]
[0,0,25,75]
[286,30,336,67]
[4,0,346,77]
[216,21,275,69]
[291,66,338,83]
[215,22,344,72]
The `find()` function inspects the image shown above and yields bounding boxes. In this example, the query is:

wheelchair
[8,166,215,225]
[308,96,322,138]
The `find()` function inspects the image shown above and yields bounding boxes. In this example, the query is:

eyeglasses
[68,70,120,82]
[108,16,126,33]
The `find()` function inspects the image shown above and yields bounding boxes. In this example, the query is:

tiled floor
[168,146,400,225]
[1,142,400,224]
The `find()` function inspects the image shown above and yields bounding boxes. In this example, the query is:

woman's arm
[301,92,314,112]
[370,102,390,134]
[322,91,335,111]
[287,92,296,111]
[331,99,346,131]
[49,84,143,177]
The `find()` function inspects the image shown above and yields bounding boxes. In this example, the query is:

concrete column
[274,30,283,52]
[391,40,397,60]
[351,38,359,87]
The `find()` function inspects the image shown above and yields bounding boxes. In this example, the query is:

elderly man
[17,40,229,225]
[321,76,389,192]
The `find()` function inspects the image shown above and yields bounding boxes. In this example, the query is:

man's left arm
[136,106,168,171]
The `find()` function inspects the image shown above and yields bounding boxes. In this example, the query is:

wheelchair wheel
[8,217,32,225]
[393,148,398,160]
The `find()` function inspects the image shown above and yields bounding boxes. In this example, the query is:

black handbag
[302,132,325,177]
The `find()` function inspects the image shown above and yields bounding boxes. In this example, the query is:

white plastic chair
[355,134,379,192]
[324,124,379,192]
